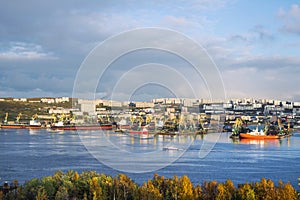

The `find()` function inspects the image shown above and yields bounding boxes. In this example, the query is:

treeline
[0,170,299,200]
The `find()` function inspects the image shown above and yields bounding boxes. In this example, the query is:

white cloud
[0,42,56,60]
[278,4,300,35]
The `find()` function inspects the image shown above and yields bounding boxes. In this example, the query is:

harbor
[1,97,300,190]
[1,98,299,138]
[0,128,299,188]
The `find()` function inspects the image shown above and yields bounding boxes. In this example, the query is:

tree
[178,175,193,200]
[202,180,218,200]
[276,180,297,200]
[237,183,255,200]
[253,178,277,200]
[216,183,227,200]
[114,174,138,200]
[98,174,113,200]
[41,176,56,199]
[36,186,49,200]
[73,172,79,181]
[138,180,162,200]
[89,177,102,200]
[170,175,180,200]
[22,178,42,200]
[224,179,235,199]
[55,186,69,200]
[193,184,202,200]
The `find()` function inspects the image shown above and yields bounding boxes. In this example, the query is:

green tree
[36,186,48,200]
[76,170,98,199]
[98,174,113,200]
[237,183,255,200]
[170,175,180,200]
[22,178,42,200]
[55,186,69,200]
[89,176,102,200]
[115,174,138,200]
[41,176,56,199]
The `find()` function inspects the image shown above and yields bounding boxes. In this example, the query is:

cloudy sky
[1,0,300,101]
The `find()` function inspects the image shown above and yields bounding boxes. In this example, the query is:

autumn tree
[138,180,162,200]
[275,180,297,200]
[216,183,227,200]
[98,174,113,200]
[55,186,69,200]
[193,184,202,200]
[170,175,180,200]
[89,176,102,200]
[36,186,48,200]
[114,174,138,200]
[178,175,193,200]
[237,183,255,200]
[202,180,218,200]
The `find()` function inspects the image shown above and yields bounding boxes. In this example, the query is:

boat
[1,112,26,129]
[239,126,282,139]
[125,128,149,135]
[50,121,113,131]
[0,124,26,129]
[25,119,42,129]
[156,130,177,136]
[239,133,281,139]
[163,146,181,151]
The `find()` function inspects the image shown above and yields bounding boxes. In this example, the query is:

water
[0,128,299,188]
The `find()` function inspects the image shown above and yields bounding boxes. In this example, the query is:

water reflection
[0,129,299,187]
[239,139,280,147]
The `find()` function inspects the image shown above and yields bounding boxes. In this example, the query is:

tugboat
[239,125,282,139]
[239,119,292,140]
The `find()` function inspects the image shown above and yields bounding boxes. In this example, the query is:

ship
[1,124,26,129]
[1,113,26,129]
[239,126,282,139]
[126,129,149,135]
[50,121,114,131]
[25,114,42,129]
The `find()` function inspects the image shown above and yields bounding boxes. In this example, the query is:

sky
[1,0,300,101]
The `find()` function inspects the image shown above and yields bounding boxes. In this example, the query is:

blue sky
[1,0,300,101]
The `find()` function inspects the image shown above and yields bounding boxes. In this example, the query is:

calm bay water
[0,128,299,188]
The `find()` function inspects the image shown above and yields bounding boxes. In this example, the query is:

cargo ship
[25,119,42,129]
[127,129,149,135]
[50,121,114,131]
[1,113,26,129]
[1,124,26,129]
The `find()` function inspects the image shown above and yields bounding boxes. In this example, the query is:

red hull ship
[239,133,281,139]
[127,129,149,135]
[51,123,113,131]
[1,124,26,129]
